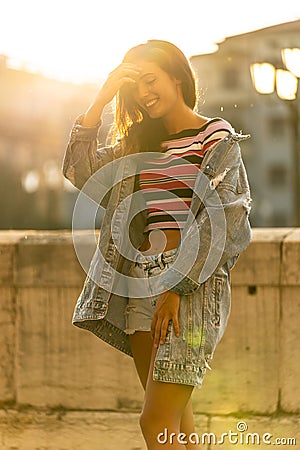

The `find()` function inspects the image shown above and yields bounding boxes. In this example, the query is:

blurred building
[191,20,300,227]
[0,56,112,229]
[1,19,300,229]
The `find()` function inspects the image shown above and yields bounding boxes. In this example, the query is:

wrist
[81,103,104,127]
[166,290,180,300]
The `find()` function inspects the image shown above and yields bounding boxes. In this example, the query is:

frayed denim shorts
[125,248,177,335]
[125,247,232,388]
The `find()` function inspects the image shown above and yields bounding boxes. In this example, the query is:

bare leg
[140,344,193,449]
[130,332,201,449]
[129,331,153,390]
[180,397,199,448]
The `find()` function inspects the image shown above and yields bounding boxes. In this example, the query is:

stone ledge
[0,410,146,450]
[0,228,299,287]
[0,229,299,430]
[281,228,300,285]
[0,409,299,450]
[231,227,294,286]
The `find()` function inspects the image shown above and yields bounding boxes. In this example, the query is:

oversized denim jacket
[62,116,252,387]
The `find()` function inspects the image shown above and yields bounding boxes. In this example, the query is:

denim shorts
[125,248,177,335]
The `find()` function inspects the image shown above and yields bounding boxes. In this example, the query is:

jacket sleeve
[159,140,252,295]
[62,114,123,190]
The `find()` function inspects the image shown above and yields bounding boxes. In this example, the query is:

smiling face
[117,41,197,144]
[131,61,183,120]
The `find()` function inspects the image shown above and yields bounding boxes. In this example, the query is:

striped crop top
[139,117,234,233]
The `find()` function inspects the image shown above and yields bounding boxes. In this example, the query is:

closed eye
[146,78,156,85]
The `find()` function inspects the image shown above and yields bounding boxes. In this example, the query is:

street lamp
[250,48,300,226]
[250,63,276,94]
[282,48,300,77]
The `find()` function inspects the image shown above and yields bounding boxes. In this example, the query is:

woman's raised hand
[82,63,141,127]
[97,63,141,106]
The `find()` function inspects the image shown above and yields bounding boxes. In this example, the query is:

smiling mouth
[145,98,159,108]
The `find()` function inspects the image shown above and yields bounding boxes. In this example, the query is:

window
[222,68,240,90]
[268,116,287,137]
[268,165,287,187]
[271,211,288,226]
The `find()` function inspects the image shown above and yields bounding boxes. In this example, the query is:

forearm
[81,100,105,127]
[62,115,101,189]
[62,113,124,192]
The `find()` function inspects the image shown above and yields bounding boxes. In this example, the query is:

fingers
[153,316,166,348]
[109,63,142,84]
[151,313,180,348]
[172,314,180,338]
[111,62,142,74]
[151,313,164,348]
[153,317,176,348]
[158,318,171,347]
[96,63,142,107]
[150,313,157,340]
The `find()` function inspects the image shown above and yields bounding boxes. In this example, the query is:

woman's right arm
[62,114,122,190]
[62,63,141,190]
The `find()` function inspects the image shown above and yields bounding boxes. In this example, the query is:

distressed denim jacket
[62,116,252,387]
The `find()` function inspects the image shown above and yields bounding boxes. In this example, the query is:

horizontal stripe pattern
[139,118,233,232]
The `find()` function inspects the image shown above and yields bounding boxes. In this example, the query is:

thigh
[143,346,194,422]
[129,331,153,390]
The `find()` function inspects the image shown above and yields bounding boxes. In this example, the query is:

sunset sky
[1,0,300,83]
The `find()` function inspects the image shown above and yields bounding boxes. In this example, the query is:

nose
[135,80,150,100]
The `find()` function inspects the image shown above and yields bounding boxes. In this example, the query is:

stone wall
[0,229,299,450]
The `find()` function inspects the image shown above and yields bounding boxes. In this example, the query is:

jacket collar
[201,131,250,175]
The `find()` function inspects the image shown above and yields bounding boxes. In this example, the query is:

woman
[63,40,252,449]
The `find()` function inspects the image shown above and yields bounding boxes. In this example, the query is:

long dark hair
[110,40,197,154]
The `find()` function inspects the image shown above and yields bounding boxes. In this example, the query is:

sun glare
[1,0,300,83]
